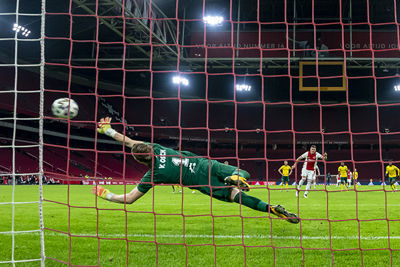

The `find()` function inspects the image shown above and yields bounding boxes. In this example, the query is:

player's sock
[341,184,343,190]
[234,192,269,212]
[305,182,311,196]
[234,193,299,223]
[285,183,288,190]
[298,179,304,189]
[235,195,300,224]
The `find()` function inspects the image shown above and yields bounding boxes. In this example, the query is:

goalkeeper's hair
[131,143,152,165]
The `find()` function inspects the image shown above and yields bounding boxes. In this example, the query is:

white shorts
[312,173,317,181]
[301,169,315,181]
[347,179,351,183]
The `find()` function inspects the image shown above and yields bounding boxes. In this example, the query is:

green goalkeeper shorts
[389,177,397,183]
[193,161,250,203]
[340,177,347,184]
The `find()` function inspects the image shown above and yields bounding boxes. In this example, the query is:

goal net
[1,0,400,266]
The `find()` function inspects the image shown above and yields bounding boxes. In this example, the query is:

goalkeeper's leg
[231,189,299,224]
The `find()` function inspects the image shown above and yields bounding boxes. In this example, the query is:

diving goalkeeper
[92,117,299,224]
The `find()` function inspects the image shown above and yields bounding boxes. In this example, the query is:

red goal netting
[40,0,400,265]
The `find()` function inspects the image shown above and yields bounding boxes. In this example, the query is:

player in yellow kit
[171,185,182,193]
[353,168,359,189]
[338,162,348,191]
[386,162,400,192]
[278,161,292,192]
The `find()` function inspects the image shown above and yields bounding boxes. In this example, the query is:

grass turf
[1,184,400,266]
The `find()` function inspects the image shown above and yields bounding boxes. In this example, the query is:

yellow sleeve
[278,166,283,171]
[386,166,389,175]
[396,166,400,175]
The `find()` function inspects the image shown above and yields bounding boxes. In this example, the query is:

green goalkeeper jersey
[137,143,216,193]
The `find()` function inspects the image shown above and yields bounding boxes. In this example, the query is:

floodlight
[236,84,251,92]
[12,23,31,37]
[172,76,189,86]
[395,85,400,91]
[203,16,223,26]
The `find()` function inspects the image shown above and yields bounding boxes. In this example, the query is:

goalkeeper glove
[97,117,116,137]
[92,186,114,200]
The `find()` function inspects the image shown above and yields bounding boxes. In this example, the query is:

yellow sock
[341,184,343,190]
[286,183,288,189]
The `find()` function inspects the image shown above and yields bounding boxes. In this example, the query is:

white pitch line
[2,231,400,241]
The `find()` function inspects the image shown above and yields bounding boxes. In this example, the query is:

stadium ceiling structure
[0,0,399,99]
[49,0,400,71]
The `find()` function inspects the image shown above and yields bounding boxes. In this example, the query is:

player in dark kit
[92,117,299,224]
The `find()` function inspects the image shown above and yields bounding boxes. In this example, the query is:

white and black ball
[51,98,79,119]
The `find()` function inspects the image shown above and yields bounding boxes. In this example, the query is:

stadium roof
[0,0,399,103]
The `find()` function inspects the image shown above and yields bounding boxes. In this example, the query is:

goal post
[0,0,46,265]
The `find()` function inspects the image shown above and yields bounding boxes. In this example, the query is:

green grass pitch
[1,184,400,266]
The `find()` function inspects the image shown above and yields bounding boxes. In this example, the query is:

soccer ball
[51,98,79,119]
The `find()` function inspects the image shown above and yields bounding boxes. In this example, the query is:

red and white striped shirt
[300,151,323,171]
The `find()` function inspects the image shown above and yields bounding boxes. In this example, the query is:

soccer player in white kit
[347,170,352,188]
[336,174,340,187]
[292,145,327,198]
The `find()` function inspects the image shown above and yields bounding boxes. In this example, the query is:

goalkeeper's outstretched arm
[97,117,144,148]
[92,185,144,204]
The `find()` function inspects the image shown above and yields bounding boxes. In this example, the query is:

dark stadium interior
[1,0,400,183]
